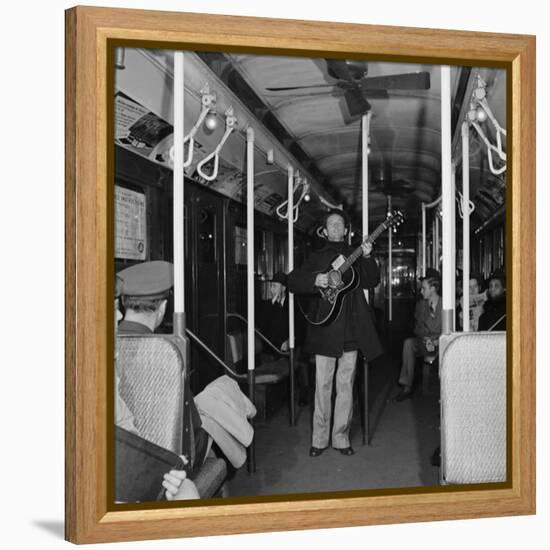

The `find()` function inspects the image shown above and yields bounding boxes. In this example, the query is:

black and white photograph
[113,47,508,503]
[4,0,547,548]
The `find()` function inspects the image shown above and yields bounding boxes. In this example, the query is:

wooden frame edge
[65,6,536,544]
[65,6,77,544]
[514,33,536,514]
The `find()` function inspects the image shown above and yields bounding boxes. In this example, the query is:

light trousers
[398,337,423,388]
[312,351,357,449]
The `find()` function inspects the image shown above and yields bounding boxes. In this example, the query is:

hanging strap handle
[169,84,216,168]
[196,107,237,181]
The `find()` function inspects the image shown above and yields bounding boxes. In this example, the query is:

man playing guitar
[288,209,383,458]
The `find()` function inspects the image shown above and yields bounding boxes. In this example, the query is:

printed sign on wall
[115,186,147,260]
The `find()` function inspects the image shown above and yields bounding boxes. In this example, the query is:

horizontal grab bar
[185,328,247,380]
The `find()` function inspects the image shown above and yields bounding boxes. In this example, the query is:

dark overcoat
[117,320,204,468]
[256,297,306,350]
[478,293,506,331]
[288,241,383,360]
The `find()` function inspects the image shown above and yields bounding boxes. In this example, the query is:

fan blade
[266,88,388,99]
[363,90,389,99]
[326,59,354,81]
[344,88,371,117]
[344,60,370,80]
[265,83,337,91]
[360,72,431,91]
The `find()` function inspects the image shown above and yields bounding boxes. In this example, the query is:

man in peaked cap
[117,260,208,476]
[114,266,200,500]
[117,261,173,334]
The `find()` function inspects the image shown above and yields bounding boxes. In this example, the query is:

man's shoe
[394,387,413,402]
[335,447,355,456]
[309,446,327,457]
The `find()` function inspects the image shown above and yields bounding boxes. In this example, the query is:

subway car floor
[226,356,441,497]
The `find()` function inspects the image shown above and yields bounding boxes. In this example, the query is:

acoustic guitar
[297,210,404,326]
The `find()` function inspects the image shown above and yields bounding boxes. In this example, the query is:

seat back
[439,331,506,484]
[225,330,263,370]
[116,334,185,453]
[225,330,244,365]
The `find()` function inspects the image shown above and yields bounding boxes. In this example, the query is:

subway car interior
[113,47,507,502]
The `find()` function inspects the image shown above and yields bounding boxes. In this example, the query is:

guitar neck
[339,222,387,274]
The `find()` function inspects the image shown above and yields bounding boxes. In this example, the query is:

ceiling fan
[266,59,430,120]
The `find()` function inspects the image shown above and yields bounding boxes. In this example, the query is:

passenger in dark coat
[288,209,382,457]
[115,264,200,500]
[257,272,306,352]
[257,273,292,352]
[117,261,207,475]
[478,271,506,331]
[256,272,308,403]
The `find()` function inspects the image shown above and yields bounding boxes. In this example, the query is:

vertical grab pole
[246,127,256,473]
[441,65,454,335]
[451,163,457,331]
[362,113,372,303]
[361,113,371,445]
[435,210,440,269]
[173,51,192,461]
[361,111,372,445]
[173,51,185,323]
[422,203,427,277]
[462,121,471,331]
[287,165,296,426]
[432,216,436,268]
[362,113,371,245]
[172,51,187,343]
[388,195,393,323]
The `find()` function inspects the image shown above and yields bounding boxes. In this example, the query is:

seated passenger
[257,272,308,403]
[117,261,254,486]
[257,272,291,353]
[394,271,442,401]
[478,270,506,331]
[117,261,209,475]
[458,274,486,331]
[114,273,199,501]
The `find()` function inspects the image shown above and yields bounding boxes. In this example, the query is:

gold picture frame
[65,5,535,544]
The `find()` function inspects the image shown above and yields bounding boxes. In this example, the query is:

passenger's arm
[288,256,322,294]
[163,469,200,500]
[413,302,428,338]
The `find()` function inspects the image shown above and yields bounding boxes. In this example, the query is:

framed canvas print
[65,5,535,544]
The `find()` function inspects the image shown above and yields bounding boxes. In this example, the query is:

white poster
[115,94,150,140]
[114,92,173,159]
[115,186,147,260]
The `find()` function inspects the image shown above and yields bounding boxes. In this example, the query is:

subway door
[373,249,417,357]
[188,189,226,391]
